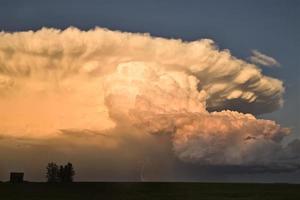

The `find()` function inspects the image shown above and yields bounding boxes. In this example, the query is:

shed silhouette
[10,172,24,183]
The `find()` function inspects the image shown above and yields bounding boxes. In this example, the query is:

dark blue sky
[0,0,299,136]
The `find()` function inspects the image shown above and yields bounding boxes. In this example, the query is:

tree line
[46,162,75,183]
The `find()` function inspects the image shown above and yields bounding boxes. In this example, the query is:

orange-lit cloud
[104,62,290,165]
[0,27,298,170]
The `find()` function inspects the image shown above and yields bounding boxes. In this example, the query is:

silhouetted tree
[64,163,75,182]
[46,162,75,183]
[46,162,59,182]
[58,165,65,182]
[57,163,75,182]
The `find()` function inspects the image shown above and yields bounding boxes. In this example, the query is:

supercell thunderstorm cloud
[0,27,299,180]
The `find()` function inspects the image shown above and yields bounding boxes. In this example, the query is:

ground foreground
[0,182,300,200]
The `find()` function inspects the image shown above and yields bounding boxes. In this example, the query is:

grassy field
[0,182,300,200]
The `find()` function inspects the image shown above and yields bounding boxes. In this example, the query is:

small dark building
[10,172,24,183]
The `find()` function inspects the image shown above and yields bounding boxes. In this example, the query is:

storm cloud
[0,27,299,180]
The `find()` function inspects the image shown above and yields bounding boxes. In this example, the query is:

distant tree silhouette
[58,165,65,182]
[46,162,75,183]
[46,162,59,182]
[63,163,75,182]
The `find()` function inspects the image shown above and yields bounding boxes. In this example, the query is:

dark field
[1,182,300,200]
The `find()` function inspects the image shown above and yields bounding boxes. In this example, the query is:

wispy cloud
[249,50,280,67]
